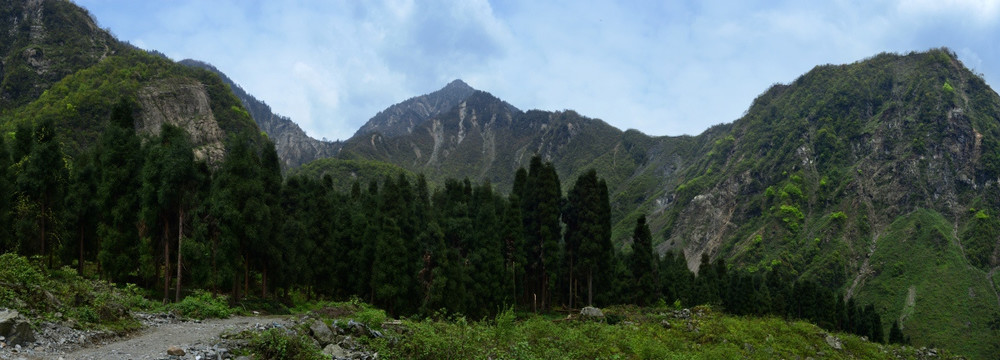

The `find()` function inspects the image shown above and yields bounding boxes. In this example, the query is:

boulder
[825,334,842,350]
[310,320,336,345]
[167,345,185,356]
[0,309,35,346]
[323,343,351,358]
[580,306,604,318]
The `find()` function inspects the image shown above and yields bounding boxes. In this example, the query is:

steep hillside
[0,0,121,109]
[0,0,264,161]
[179,59,342,169]
[650,49,1000,358]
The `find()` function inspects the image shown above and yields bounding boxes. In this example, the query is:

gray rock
[825,334,842,350]
[0,310,35,346]
[310,320,336,345]
[323,343,351,358]
[580,306,604,318]
[167,345,185,356]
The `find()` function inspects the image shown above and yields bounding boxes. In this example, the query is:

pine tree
[97,98,144,282]
[888,320,906,344]
[15,118,68,268]
[140,124,196,302]
[628,215,659,306]
[566,169,612,307]
[64,150,99,275]
[0,134,13,252]
[521,156,562,311]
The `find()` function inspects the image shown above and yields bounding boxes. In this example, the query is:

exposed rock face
[135,77,226,166]
[0,0,121,107]
[355,79,477,138]
[179,59,342,169]
[0,309,35,346]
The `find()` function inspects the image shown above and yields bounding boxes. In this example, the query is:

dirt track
[47,315,288,360]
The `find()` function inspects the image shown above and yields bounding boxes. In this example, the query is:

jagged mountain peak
[353,79,479,138]
[444,78,473,91]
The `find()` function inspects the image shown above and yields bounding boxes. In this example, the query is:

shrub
[249,328,325,360]
[170,290,236,319]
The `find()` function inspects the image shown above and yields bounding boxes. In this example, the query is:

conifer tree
[888,320,906,344]
[0,135,13,252]
[566,169,612,307]
[97,99,144,282]
[15,118,68,268]
[64,150,99,275]
[628,215,658,306]
[140,124,196,302]
[521,156,562,310]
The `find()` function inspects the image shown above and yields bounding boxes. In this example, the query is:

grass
[353,304,953,360]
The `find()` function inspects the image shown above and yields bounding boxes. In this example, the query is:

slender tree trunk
[163,221,170,304]
[243,254,249,300]
[568,255,573,309]
[588,269,593,306]
[175,209,183,303]
[261,265,267,298]
[41,202,48,268]
[78,225,85,276]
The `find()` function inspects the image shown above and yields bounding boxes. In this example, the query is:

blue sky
[74,0,1000,142]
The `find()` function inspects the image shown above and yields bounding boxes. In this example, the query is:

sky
[73,0,1000,142]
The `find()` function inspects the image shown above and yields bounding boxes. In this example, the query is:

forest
[0,98,899,345]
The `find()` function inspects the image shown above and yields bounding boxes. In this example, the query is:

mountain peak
[353,79,478,138]
[444,79,474,91]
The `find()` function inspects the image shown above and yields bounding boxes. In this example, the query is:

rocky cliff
[178,60,341,170]
[135,77,227,165]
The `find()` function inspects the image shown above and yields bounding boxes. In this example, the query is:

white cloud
[73,0,1000,140]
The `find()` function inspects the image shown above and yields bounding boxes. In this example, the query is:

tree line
[0,99,903,343]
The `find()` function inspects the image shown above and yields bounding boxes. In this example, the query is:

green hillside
[325,48,1000,358]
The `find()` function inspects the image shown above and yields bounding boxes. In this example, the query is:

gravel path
[40,315,288,360]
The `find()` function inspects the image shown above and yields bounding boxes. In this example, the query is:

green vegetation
[367,305,943,359]
[0,253,154,330]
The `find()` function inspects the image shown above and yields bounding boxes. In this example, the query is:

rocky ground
[0,309,385,360]
[0,312,286,360]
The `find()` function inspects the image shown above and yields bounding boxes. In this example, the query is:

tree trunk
[243,255,249,300]
[78,225,85,276]
[588,269,593,306]
[568,255,573,309]
[261,265,268,298]
[163,221,170,304]
[175,209,183,303]
[41,202,48,268]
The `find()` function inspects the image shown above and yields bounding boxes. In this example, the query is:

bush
[170,290,236,320]
[249,328,325,360]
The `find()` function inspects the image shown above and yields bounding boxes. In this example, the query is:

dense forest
[0,99,894,344]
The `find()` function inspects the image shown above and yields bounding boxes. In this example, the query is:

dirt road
[45,315,288,360]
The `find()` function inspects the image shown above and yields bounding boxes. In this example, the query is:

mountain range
[1,0,998,357]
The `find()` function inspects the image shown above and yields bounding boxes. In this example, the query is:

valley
[0,0,998,358]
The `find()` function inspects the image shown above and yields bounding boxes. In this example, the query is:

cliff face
[354,79,478,138]
[135,78,226,165]
[178,59,341,170]
[0,0,121,109]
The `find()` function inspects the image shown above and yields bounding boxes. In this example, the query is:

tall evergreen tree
[140,124,196,302]
[210,133,266,299]
[0,134,13,252]
[566,169,612,307]
[628,215,658,306]
[521,156,561,311]
[97,99,144,282]
[15,118,68,268]
[64,150,100,275]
